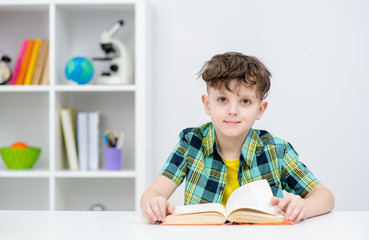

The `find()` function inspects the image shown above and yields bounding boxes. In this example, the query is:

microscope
[93,20,133,84]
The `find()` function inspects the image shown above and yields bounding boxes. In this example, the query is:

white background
[146,0,369,211]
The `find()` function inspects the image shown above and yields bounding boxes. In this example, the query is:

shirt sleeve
[159,130,189,186]
[280,142,320,198]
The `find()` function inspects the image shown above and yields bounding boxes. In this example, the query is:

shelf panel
[0,170,136,178]
[54,170,136,178]
[54,1,136,8]
[0,170,50,178]
[54,84,137,92]
[0,85,137,92]
[0,86,49,92]
[0,4,49,11]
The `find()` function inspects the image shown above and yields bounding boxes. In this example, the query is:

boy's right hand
[143,196,176,224]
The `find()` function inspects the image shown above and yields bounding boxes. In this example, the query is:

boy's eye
[241,99,250,104]
[217,97,227,103]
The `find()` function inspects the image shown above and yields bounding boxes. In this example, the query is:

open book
[162,179,292,225]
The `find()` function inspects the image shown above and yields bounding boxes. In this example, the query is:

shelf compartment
[54,3,135,85]
[54,91,135,171]
[55,178,135,211]
[0,92,49,170]
[0,5,49,73]
[0,177,49,210]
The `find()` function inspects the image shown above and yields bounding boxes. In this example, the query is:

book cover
[10,40,28,85]
[31,40,49,85]
[15,39,34,85]
[77,111,89,171]
[60,108,79,170]
[23,38,41,85]
[162,180,293,225]
[40,49,49,85]
[88,112,100,170]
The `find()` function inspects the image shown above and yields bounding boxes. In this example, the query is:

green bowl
[0,147,41,169]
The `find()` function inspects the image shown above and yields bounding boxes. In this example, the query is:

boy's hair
[198,52,271,100]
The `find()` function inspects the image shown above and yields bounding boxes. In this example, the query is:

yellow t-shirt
[220,158,240,206]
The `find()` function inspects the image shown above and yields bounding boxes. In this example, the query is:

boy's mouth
[224,121,241,125]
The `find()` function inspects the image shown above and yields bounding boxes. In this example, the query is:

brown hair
[198,52,271,100]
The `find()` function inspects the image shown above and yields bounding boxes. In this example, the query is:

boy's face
[202,79,268,141]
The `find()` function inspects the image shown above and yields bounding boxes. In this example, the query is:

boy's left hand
[271,193,309,223]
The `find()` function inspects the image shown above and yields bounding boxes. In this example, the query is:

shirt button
[219,186,224,191]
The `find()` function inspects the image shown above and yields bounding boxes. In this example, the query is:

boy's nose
[228,106,238,116]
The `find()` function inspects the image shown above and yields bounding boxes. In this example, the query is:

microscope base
[95,75,132,85]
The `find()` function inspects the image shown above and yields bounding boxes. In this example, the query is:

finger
[167,202,176,214]
[270,197,280,206]
[145,204,157,223]
[157,199,166,221]
[284,195,302,219]
[150,200,162,222]
[270,197,283,213]
[294,207,307,223]
[276,195,292,212]
[287,201,302,221]
[143,211,156,224]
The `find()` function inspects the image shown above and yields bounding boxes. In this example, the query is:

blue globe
[65,57,94,84]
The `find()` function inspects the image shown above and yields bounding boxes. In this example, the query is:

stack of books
[10,39,49,85]
[59,108,100,171]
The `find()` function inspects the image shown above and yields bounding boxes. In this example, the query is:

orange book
[161,180,293,225]
[31,40,49,85]
[16,39,34,85]
[24,38,42,85]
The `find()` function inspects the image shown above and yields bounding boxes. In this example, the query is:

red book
[10,40,28,85]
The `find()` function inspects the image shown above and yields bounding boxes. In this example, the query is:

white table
[0,211,367,240]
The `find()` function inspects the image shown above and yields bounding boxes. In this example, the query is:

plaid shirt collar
[202,123,258,167]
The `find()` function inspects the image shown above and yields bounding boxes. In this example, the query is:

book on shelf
[40,50,49,85]
[24,38,41,85]
[88,112,100,170]
[76,111,100,171]
[77,111,89,171]
[31,40,49,85]
[60,108,79,170]
[10,40,28,85]
[162,179,293,225]
[16,39,34,85]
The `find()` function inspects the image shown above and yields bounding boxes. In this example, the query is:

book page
[172,203,226,217]
[225,179,277,217]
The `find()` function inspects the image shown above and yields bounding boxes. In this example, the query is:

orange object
[16,39,34,85]
[11,142,29,149]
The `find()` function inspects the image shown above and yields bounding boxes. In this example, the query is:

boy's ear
[256,101,268,120]
[202,94,211,116]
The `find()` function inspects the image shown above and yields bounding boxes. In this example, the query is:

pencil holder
[104,147,122,170]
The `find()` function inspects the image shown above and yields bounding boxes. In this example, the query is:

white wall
[147,0,369,210]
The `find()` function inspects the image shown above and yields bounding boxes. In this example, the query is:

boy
[141,52,334,224]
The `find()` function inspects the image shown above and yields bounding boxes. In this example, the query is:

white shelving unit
[0,0,149,211]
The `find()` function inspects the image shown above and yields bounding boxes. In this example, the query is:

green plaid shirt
[160,122,320,205]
